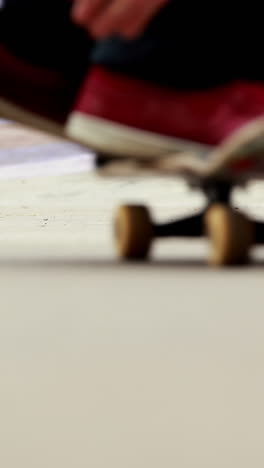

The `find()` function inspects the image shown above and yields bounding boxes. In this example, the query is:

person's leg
[0,0,94,132]
[2,0,262,89]
[0,0,93,80]
[92,1,235,90]
[92,2,264,89]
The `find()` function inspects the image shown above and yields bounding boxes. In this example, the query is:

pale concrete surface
[0,124,264,468]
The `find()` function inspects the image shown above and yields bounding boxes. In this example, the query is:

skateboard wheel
[114,205,153,259]
[204,204,254,266]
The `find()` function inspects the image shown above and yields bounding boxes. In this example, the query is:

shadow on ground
[0,257,263,270]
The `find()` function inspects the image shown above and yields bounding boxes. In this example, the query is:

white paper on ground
[0,143,95,179]
[0,120,95,179]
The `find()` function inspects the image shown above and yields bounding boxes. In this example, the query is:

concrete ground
[0,123,264,467]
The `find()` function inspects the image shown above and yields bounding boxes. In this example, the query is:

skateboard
[2,95,264,266]
[93,116,264,266]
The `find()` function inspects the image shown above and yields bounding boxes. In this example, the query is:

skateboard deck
[95,115,264,184]
[2,95,264,183]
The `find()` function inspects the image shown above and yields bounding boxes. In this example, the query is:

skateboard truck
[154,180,233,239]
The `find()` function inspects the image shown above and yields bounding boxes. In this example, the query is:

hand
[71,0,169,39]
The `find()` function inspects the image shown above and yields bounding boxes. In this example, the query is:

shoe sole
[66,112,209,159]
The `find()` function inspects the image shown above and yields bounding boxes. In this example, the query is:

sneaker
[2,44,264,157]
[66,66,264,158]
